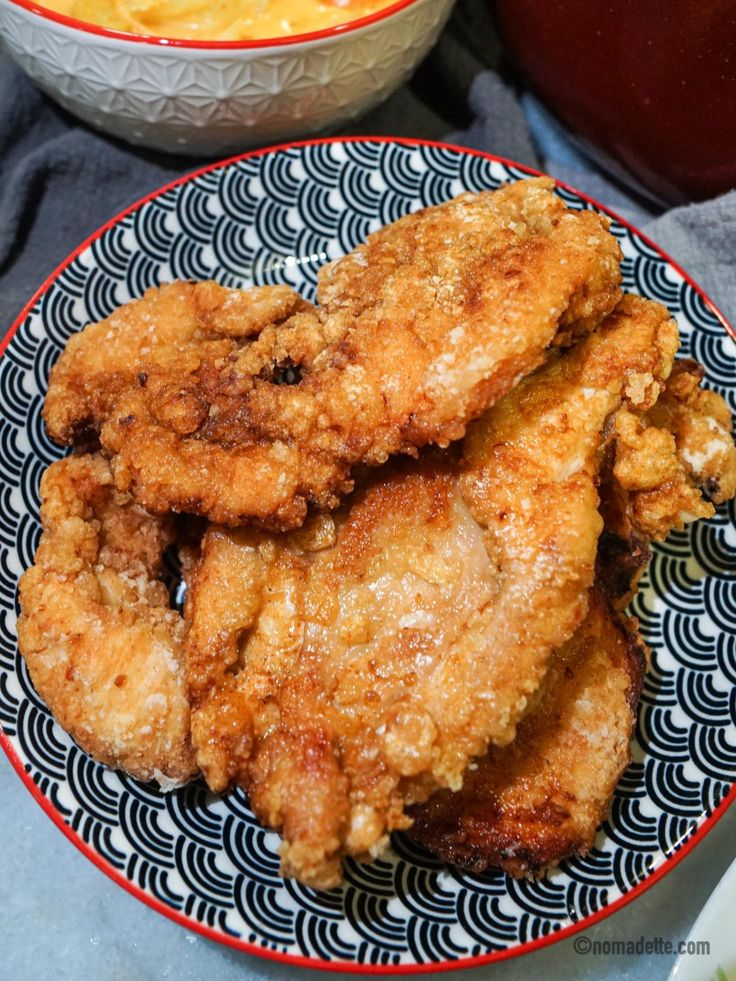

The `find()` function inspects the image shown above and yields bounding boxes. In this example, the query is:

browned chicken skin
[19,299,736,885]
[18,297,735,885]
[408,586,647,877]
[184,296,680,888]
[16,454,197,786]
[44,178,623,529]
[24,179,736,891]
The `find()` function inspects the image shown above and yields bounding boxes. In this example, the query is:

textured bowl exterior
[0,0,452,153]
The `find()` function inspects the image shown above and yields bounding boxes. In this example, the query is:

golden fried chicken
[45,178,622,529]
[606,359,736,541]
[44,283,312,447]
[184,295,677,888]
[408,361,736,878]
[645,358,736,502]
[408,587,646,877]
[16,454,197,786]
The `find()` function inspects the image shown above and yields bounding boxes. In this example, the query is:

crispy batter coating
[647,359,736,504]
[44,282,311,446]
[184,295,677,888]
[593,526,651,611]
[45,178,622,529]
[408,588,646,877]
[16,454,197,786]
[407,362,736,878]
[609,359,736,540]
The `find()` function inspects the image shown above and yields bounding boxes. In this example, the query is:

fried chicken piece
[185,295,677,888]
[46,178,623,529]
[593,525,651,611]
[408,365,736,878]
[16,454,197,786]
[608,359,736,541]
[407,587,646,877]
[646,358,736,503]
[44,282,312,446]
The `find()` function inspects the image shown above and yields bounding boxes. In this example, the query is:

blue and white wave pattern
[0,140,734,968]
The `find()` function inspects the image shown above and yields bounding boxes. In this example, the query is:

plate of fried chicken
[2,138,735,971]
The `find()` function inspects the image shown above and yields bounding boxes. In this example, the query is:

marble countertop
[2,750,733,981]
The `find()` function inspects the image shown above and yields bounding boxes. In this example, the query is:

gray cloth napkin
[1,4,735,332]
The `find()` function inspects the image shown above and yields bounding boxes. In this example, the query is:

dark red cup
[495,0,736,205]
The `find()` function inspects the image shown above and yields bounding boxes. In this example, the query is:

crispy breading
[184,296,677,888]
[408,588,646,877]
[407,360,736,878]
[16,454,197,786]
[44,283,312,446]
[646,359,736,504]
[607,359,736,541]
[45,178,623,529]
[593,526,651,611]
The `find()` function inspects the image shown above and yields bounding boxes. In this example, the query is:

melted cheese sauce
[42,0,397,40]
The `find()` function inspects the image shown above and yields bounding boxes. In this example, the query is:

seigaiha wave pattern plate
[0,138,734,973]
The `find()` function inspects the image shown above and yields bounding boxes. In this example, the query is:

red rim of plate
[4,0,422,49]
[1,136,734,975]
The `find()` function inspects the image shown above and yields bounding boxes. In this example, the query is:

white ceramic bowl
[0,0,454,154]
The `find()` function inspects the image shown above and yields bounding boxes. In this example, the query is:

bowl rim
[1,136,735,975]
[2,0,424,48]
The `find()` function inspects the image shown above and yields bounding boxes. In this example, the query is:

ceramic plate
[1,138,734,973]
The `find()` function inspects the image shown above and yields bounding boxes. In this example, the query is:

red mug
[495,0,736,205]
